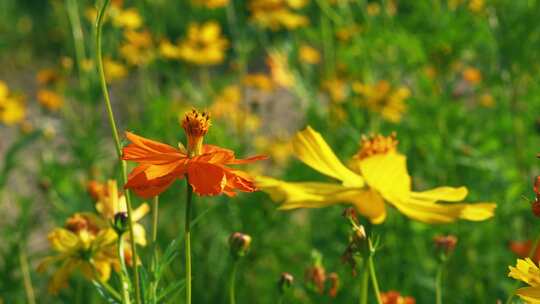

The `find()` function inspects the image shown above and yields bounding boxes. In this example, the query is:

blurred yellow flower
[192,0,229,8]
[298,44,321,64]
[120,30,155,66]
[508,258,540,303]
[462,67,482,85]
[336,24,362,42]
[479,93,494,108]
[248,0,309,31]
[177,21,229,65]
[36,68,61,86]
[93,180,150,246]
[366,2,381,16]
[254,135,293,167]
[211,85,261,133]
[352,80,410,123]
[243,73,275,92]
[103,58,128,82]
[37,213,117,294]
[37,90,63,112]
[112,7,143,30]
[323,77,349,103]
[257,127,496,224]
[0,81,26,126]
[267,50,295,88]
[468,0,484,13]
[159,39,183,60]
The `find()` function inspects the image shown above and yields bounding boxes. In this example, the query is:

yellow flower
[248,0,309,31]
[0,96,26,126]
[177,21,229,65]
[243,73,275,92]
[192,0,229,8]
[210,85,261,133]
[103,58,128,82]
[112,7,143,30]
[298,44,321,64]
[94,180,149,246]
[352,80,410,123]
[257,127,496,224]
[462,67,482,85]
[267,50,295,88]
[508,258,540,303]
[323,77,349,103]
[119,30,155,66]
[0,81,8,99]
[37,214,117,294]
[479,93,494,108]
[37,89,63,112]
[36,69,61,86]
[159,39,183,60]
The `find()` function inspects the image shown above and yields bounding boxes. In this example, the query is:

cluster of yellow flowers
[0,81,26,126]
[191,0,230,9]
[160,21,229,65]
[38,180,148,293]
[352,80,411,123]
[248,0,310,31]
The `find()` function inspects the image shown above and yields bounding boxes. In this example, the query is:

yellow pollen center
[354,133,398,160]
[181,109,211,156]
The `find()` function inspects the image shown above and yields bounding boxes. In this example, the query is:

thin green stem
[19,246,36,304]
[90,260,122,302]
[185,180,194,304]
[359,263,369,304]
[150,195,159,303]
[368,238,382,304]
[95,2,142,304]
[65,0,87,87]
[229,261,238,304]
[117,236,132,304]
[435,262,444,304]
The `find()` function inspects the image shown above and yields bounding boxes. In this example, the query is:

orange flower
[380,290,416,304]
[122,110,266,198]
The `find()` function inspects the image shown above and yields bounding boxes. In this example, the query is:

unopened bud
[113,212,129,235]
[229,232,252,259]
[278,272,294,293]
[433,235,458,254]
[532,200,540,217]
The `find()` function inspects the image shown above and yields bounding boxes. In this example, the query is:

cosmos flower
[257,127,496,224]
[508,258,540,303]
[122,109,266,198]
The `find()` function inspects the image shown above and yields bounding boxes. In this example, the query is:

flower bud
[278,272,294,294]
[113,212,129,235]
[229,232,252,259]
[433,235,458,254]
[327,272,339,298]
[532,199,540,218]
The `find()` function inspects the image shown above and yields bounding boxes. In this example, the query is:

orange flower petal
[187,162,226,196]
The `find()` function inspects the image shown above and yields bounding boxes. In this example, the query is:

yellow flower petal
[410,186,468,202]
[516,287,540,303]
[48,228,79,253]
[509,258,540,287]
[391,194,496,224]
[292,126,364,187]
[48,259,79,294]
[256,176,385,224]
[132,203,150,222]
[356,152,410,202]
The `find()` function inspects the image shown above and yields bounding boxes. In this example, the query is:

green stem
[435,262,444,304]
[91,260,122,302]
[19,246,36,304]
[117,236,132,304]
[359,262,369,304]
[229,261,238,304]
[150,196,159,303]
[185,180,194,304]
[368,239,382,304]
[65,0,87,87]
[95,2,142,304]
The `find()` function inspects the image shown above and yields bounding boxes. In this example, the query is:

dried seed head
[433,235,458,253]
[278,272,294,293]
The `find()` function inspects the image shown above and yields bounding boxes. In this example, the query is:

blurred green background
[2,0,540,303]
